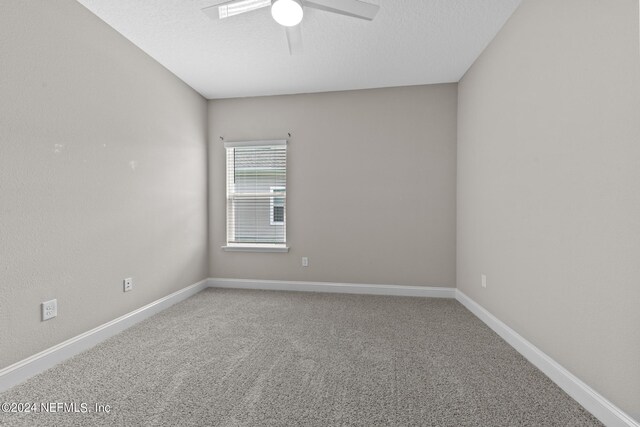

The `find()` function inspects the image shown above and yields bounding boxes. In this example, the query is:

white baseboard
[208,277,456,298]
[455,290,639,427]
[0,279,209,394]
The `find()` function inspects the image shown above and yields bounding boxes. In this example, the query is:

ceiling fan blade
[303,0,379,20]
[201,0,271,20]
[285,25,303,55]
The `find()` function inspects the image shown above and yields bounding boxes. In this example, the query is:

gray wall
[209,84,457,287]
[0,1,209,369]
[457,0,640,418]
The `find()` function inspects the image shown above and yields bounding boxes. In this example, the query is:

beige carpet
[0,288,601,426]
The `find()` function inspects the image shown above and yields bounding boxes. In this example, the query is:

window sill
[222,244,290,253]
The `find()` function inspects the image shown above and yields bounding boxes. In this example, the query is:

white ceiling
[76,0,522,99]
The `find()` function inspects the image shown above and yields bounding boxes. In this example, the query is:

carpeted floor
[0,288,601,426]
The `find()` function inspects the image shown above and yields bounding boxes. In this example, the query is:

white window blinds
[225,140,287,247]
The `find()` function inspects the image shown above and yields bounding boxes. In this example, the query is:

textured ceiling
[76,0,522,99]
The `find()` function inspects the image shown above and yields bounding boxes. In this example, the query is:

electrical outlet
[481,274,487,288]
[42,299,57,321]
[123,277,133,292]
[301,257,309,267]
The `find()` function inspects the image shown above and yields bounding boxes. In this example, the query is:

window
[223,140,288,252]
[270,186,285,225]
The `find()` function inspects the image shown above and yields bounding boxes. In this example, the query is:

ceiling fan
[201,0,380,54]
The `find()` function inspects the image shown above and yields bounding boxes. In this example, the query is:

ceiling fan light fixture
[271,0,303,27]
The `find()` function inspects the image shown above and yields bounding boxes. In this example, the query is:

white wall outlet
[301,257,309,267]
[123,277,133,292]
[42,299,57,321]
[481,274,487,288]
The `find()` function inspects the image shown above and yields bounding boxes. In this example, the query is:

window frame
[222,140,289,253]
